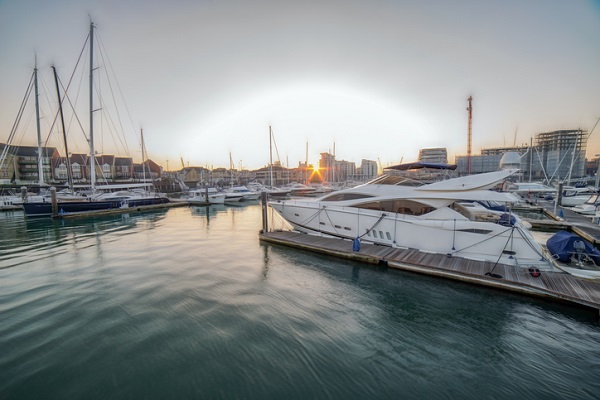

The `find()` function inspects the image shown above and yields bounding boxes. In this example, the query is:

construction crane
[467,96,473,175]
[180,157,185,169]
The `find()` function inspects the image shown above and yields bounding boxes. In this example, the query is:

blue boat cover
[546,230,600,265]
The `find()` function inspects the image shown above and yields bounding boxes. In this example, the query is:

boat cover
[546,230,600,265]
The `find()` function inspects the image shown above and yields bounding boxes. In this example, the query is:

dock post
[205,187,209,205]
[50,187,58,218]
[261,191,268,233]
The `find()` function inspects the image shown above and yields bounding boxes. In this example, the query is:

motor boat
[223,186,260,201]
[560,186,597,207]
[571,194,600,215]
[187,187,226,205]
[269,169,553,270]
[546,231,600,279]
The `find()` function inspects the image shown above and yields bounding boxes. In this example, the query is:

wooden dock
[260,230,600,316]
[519,200,600,245]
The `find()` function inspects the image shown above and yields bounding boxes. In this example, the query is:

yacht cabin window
[356,199,434,215]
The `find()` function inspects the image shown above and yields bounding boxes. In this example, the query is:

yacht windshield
[355,199,434,215]
[321,193,374,202]
[366,174,425,186]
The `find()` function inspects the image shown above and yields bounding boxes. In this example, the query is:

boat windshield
[355,199,435,215]
[366,174,425,186]
[321,193,374,202]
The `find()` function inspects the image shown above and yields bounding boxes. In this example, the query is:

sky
[1,0,599,171]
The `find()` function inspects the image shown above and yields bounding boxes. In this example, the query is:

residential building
[0,143,59,185]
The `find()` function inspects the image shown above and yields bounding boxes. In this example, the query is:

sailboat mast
[52,65,73,192]
[305,141,308,184]
[34,55,44,185]
[141,128,146,183]
[230,152,234,187]
[89,21,96,190]
[332,142,336,185]
[269,126,273,187]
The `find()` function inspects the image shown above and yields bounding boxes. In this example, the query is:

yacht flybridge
[269,169,552,270]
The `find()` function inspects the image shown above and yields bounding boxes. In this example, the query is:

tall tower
[467,96,473,175]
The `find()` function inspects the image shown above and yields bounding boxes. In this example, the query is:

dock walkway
[532,200,600,245]
[260,230,600,315]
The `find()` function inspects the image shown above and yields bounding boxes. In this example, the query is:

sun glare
[184,81,432,168]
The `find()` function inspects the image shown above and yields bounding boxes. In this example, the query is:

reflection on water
[0,210,167,270]
[1,205,600,400]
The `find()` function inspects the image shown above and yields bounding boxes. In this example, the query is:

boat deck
[260,230,600,316]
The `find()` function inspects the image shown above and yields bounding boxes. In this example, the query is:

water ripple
[1,206,600,399]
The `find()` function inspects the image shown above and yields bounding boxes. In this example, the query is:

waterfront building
[114,157,134,180]
[536,129,587,181]
[454,129,588,181]
[0,143,59,185]
[134,159,163,181]
[254,162,293,187]
[179,166,211,187]
[418,148,448,164]
[315,153,377,183]
[356,159,378,181]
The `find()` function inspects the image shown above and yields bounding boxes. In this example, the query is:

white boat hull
[270,200,549,268]
[561,195,592,207]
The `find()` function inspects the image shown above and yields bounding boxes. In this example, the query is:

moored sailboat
[22,21,169,217]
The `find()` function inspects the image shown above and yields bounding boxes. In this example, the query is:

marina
[1,2,600,398]
[2,204,600,399]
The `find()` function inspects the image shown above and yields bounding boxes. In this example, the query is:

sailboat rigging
[21,20,170,217]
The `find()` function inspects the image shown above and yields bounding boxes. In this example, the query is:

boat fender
[352,237,361,252]
[529,268,541,277]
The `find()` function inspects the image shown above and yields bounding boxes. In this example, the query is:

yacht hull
[269,200,547,268]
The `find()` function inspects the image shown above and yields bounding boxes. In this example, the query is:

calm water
[1,204,600,399]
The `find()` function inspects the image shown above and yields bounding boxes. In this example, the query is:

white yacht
[560,186,596,207]
[505,181,555,197]
[224,186,260,201]
[571,194,600,215]
[283,182,318,197]
[187,187,226,205]
[269,169,553,270]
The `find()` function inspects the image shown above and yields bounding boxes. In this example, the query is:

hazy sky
[1,0,599,170]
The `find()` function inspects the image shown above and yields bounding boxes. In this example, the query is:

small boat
[247,182,290,198]
[224,185,260,201]
[571,194,600,215]
[560,186,596,207]
[187,187,226,205]
[505,181,556,197]
[283,182,318,197]
[1,195,23,211]
[546,231,600,279]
